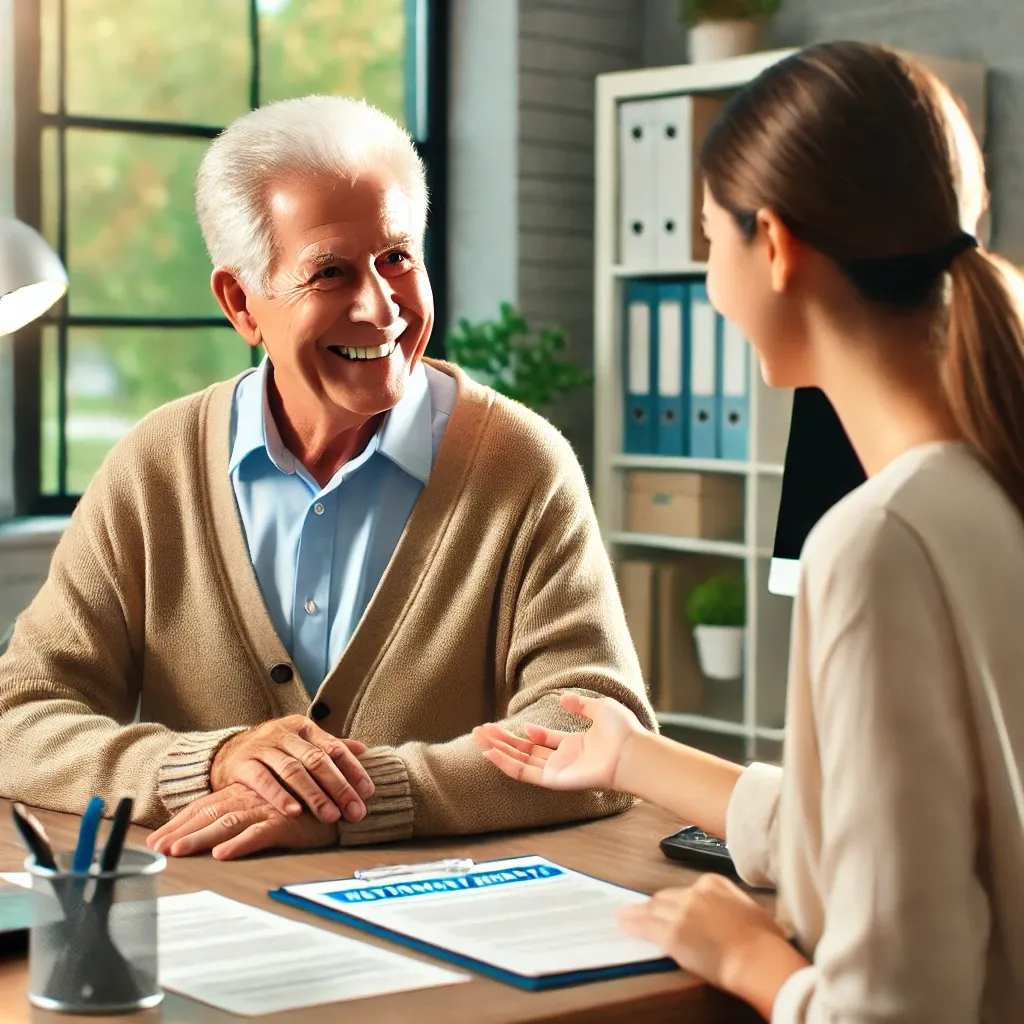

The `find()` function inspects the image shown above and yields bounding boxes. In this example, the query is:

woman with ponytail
[475,41,1024,1022]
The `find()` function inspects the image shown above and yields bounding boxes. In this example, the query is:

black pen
[99,797,134,873]
[12,802,57,871]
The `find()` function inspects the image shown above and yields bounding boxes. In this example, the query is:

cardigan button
[310,701,330,722]
[269,663,293,684]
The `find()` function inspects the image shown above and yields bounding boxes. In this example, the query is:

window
[13,0,448,513]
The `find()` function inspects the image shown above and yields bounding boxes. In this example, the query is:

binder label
[657,299,683,397]
[628,301,651,394]
[691,302,717,395]
[722,322,748,396]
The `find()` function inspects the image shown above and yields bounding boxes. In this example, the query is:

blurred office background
[0,0,1021,758]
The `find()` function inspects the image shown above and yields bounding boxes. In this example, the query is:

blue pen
[72,797,105,874]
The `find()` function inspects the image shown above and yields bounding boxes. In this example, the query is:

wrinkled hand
[146,783,337,861]
[472,692,645,792]
[618,875,805,1011]
[211,715,374,825]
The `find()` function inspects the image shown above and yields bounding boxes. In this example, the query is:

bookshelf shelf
[594,48,986,763]
[610,453,784,476]
[610,531,749,559]
[654,712,748,737]
[611,263,707,277]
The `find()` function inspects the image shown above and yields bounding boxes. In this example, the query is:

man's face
[246,169,433,423]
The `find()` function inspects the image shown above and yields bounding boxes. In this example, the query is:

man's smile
[327,339,399,361]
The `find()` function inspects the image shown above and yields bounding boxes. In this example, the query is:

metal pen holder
[26,847,165,1014]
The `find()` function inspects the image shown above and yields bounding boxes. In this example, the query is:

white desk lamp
[0,217,68,337]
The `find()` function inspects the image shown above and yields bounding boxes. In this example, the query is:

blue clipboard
[268,857,677,992]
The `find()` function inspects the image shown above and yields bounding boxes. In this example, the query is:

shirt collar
[228,357,298,476]
[377,360,433,484]
[229,355,433,484]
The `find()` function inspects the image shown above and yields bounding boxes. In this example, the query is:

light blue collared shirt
[229,357,456,694]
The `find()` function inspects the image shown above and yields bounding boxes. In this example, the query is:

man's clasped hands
[147,715,374,860]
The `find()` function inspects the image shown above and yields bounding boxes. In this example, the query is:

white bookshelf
[608,532,761,559]
[592,48,988,762]
[611,454,783,475]
[611,263,708,277]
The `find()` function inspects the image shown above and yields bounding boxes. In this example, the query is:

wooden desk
[0,801,763,1023]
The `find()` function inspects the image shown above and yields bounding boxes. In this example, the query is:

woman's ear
[211,268,262,348]
[756,209,801,296]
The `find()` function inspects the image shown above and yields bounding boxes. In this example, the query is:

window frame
[12,0,449,516]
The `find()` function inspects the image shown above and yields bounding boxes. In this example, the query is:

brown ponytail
[945,249,1024,511]
[699,41,1024,516]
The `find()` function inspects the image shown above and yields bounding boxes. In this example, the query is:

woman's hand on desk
[618,875,809,1020]
[210,715,374,825]
[146,783,337,860]
[472,693,644,792]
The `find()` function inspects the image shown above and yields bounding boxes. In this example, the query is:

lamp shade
[0,217,68,337]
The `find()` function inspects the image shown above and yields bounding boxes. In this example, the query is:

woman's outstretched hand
[472,692,645,793]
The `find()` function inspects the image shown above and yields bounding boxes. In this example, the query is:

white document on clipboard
[280,855,668,983]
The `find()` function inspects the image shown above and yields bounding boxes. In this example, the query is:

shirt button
[269,663,293,684]
[310,701,330,722]
[304,599,317,615]
[313,502,325,516]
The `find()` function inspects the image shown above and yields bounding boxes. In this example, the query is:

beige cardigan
[0,361,655,842]
[727,443,1024,1022]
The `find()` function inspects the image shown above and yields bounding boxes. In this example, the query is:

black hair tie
[839,231,979,308]
[934,231,979,270]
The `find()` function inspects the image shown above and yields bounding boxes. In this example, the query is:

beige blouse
[727,442,1024,1022]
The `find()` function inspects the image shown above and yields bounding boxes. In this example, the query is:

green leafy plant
[444,302,592,413]
[685,573,746,627]
[679,0,779,27]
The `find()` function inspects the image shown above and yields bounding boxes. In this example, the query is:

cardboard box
[656,562,703,713]
[627,471,744,540]
[617,560,656,700]
[689,96,728,263]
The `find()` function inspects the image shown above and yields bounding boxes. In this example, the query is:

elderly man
[0,97,654,859]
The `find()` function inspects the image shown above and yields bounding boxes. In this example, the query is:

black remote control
[659,825,738,877]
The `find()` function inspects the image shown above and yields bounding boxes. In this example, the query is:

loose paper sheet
[158,890,468,1016]
[0,872,32,933]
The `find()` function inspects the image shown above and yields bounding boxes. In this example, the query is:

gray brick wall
[517,0,643,479]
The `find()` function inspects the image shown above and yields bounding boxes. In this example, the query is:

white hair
[195,95,427,295]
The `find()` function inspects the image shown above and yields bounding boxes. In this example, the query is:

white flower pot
[694,625,744,680]
[688,18,763,64]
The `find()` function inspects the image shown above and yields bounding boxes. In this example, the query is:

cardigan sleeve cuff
[155,726,248,817]
[771,965,816,1024]
[337,746,414,847]
[726,761,783,888]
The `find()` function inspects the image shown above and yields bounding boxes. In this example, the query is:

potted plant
[679,0,780,64]
[685,572,745,679]
[445,302,592,415]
